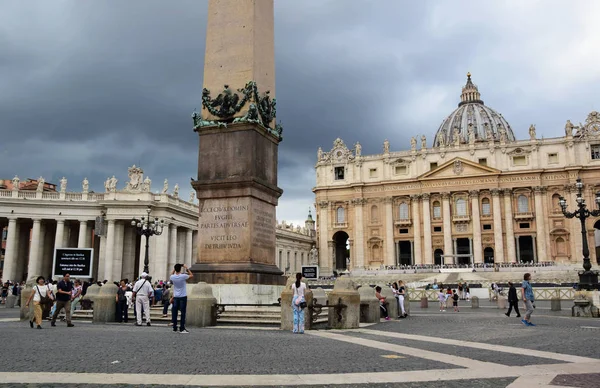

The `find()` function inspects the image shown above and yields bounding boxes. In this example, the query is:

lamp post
[558,178,600,290]
[131,207,164,274]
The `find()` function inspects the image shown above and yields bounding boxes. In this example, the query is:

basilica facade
[314,74,600,276]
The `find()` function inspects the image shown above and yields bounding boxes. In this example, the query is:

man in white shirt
[132,272,154,326]
[170,264,193,333]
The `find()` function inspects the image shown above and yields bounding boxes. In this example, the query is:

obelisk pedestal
[190,0,284,285]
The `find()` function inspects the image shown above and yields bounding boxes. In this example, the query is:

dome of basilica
[433,73,516,147]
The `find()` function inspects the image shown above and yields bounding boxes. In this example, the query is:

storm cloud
[1,0,599,225]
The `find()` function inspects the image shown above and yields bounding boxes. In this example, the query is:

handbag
[36,286,51,306]
[299,300,307,309]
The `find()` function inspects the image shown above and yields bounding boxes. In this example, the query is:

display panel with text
[52,248,94,278]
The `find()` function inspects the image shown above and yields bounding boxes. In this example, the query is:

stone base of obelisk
[191,122,285,286]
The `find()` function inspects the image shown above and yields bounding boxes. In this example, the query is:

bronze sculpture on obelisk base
[190,0,285,285]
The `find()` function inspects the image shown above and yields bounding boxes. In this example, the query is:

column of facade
[112,222,125,281]
[103,220,116,281]
[441,193,453,259]
[2,218,19,281]
[469,190,483,264]
[155,224,170,280]
[318,201,331,274]
[15,225,29,281]
[422,194,433,264]
[27,219,43,277]
[533,187,547,262]
[77,221,88,248]
[169,224,178,273]
[138,234,147,276]
[352,199,366,269]
[491,189,505,262]
[185,228,193,267]
[121,226,135,281]
[384,197,395,266]
[503,189,516,263]
[55,220,65,250]
[411,195,422,265]
[191,231,198,266]
[41,224,54,277]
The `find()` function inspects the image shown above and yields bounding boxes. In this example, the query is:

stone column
[503,189,516,263]
[569,185,582,263]
[156,224,170,280]
[3,218,19,282]
[77,220,88,248]
[327,240,335,271]
[470,190,483,264]
[55,220,65,250]
[103,220,116,282]
[352,199,366,269]
[422,194,433,264]
[492,189,505,262]
[169,224,178,273]
[384,197,395,266]
[441,193,453,259]
[121,226,135,281]
[185,228,194,267]
[27,219,43,277]
[138,234,147,276]
[113,222,124,281]
[411,195,422,265]
[318,201,331,275]
[533,187,547,262]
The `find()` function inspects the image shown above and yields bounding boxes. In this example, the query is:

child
[452,290,459,312]
[375,286,391,320]
[438,289,447,312]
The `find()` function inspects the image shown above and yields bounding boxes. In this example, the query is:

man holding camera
[170,263,193,333]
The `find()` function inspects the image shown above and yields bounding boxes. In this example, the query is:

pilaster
[351,198,366,269]
[113,222,125,281]
[469,190,483,264]
[318,200,331,275]
[441,193,453,259]
[77,221,88,248]
[27,219,43,278]
[533,186,547,262]
[421,193,433,264]
[491,189,505,262]
[384,197,395,266]
[104,219,116,281]
[503,189,516,263]
[411,195,422,265]
[2,218,19,282]
[185,228,194,267]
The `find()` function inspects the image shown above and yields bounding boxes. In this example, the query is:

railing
[514,211,535,220]
[66,193,83,200]
[394,219,412,226]
[19,192,36,199]
[452,214,470,223]
[43,192,60,199]
[0,190,12,197]
[489,287,575,301]
[88,193,104,201]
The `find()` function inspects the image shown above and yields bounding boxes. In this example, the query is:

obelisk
[191,0,285,285]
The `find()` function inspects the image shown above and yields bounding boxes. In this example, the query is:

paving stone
[550,373,600,388]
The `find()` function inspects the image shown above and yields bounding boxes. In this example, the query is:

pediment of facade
[418,157,501,180]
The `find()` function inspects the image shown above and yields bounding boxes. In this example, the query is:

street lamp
[558,178,600,290]
[131,207,164,274]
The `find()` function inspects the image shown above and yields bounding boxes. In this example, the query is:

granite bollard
[358,285,379,323]
[81,284,101,310]
[92,283,119,323]
[187,282,218,327]
[471,296,479,309]
[281,277,313,331]
[497,297,507,309]
[550,296,561,311]
[381,286,398,319]
[328,278,360,329]
[6,294,16,308]
[20,277,37,321]
[420,296,428,309]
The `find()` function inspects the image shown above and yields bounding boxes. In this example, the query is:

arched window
[372,244,381,261]
[552,194,561,213]
[399,202,409,220]
[481,197,491,216]
[456,198,467,216]
[433,201,441,218]
[517,195,529,213]
[336,206,345,223]
[556,237,566,255]
[370,205,379,222]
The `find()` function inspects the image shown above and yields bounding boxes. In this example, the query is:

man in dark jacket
[505,281,521,317]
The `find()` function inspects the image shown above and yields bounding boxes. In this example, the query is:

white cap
[141,272,148,278]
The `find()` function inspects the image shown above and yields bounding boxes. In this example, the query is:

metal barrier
[487,287,575,301]
[308,297,346,324]
[215,299,281,321]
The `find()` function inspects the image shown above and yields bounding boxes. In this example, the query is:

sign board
[301,265,319,280]
[52,248,94,279]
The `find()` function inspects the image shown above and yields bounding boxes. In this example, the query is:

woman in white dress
[25,276,51,329]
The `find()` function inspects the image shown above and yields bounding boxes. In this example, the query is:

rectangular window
[433,205,441,218]
[395,165,407,175]
[548,153,558,164]
[483,224,492,230]
[482,202,491,216]
[519,222,530,229]
[399,228,409,234]
[433,226,442,232]
[334,166,345,180]
[591,145,600,160]
[512,155,527,166]
[430,162,438,170]
[369,168,377,178]
[478,158,487,166]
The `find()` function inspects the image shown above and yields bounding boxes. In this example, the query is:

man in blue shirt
[170,264,193,333]
[51,273,75,327]
[521,273,535,327]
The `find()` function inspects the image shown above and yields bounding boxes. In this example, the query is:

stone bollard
[187,282,218,327]
[82,284,101,310]
[446,295,453,310]
[471,296,479,309]
[6,294,17,308]
[312,287,327,306]
[92,283,119,323]
[358,285,379,323]
[280,277,313,331]
[403,293,411,316]
[497,297,507,309]
[420,297,428,309]
[328,278,360,329]
[20,277,37,321]
[550,297,561,311]
[381,286,398,319]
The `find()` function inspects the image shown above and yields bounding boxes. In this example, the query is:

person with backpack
[505,281,521,318]
[291,273,307,333]
[452,290,459,312]
[132,272,153,327]
[397,280,408,318]
[25,276,51,329]
[521,273,535,326]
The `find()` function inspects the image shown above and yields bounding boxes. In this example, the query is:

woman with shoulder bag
[25,276,51,329]
[291,273,307,334]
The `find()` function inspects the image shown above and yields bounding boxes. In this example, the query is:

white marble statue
[143,176,151,192]
[162,179,168,194]
[173,184,180,198]
[317,147,323,161]
[354,142,362,156]
[60,177,67,193]
[12,175,19,190]
[104,177,111,192]
[485,124,493,141]
[410,137,417,151]
[310,245,319,265]
[529,124,536,140]
[109,176,118,192]
[126,165,143,191]
[421,135,427,149]
[468,124,475,144]
[37,177,45,192]
[189,191,196,202]
[453,127,460,146]
[565,120,574,137]
[82,178,89,193]
[383,139,390,154]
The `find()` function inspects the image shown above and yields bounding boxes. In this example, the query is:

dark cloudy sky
[1,1,599,225]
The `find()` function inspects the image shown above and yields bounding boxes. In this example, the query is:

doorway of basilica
[484,247,494,264]
[517,236,535,263]
[456,238,471,265]
[397,241,412,266]
[332,231,349,270]
[434,249,444,266]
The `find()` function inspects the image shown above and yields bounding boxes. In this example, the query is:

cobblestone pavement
[0,304,599,387]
